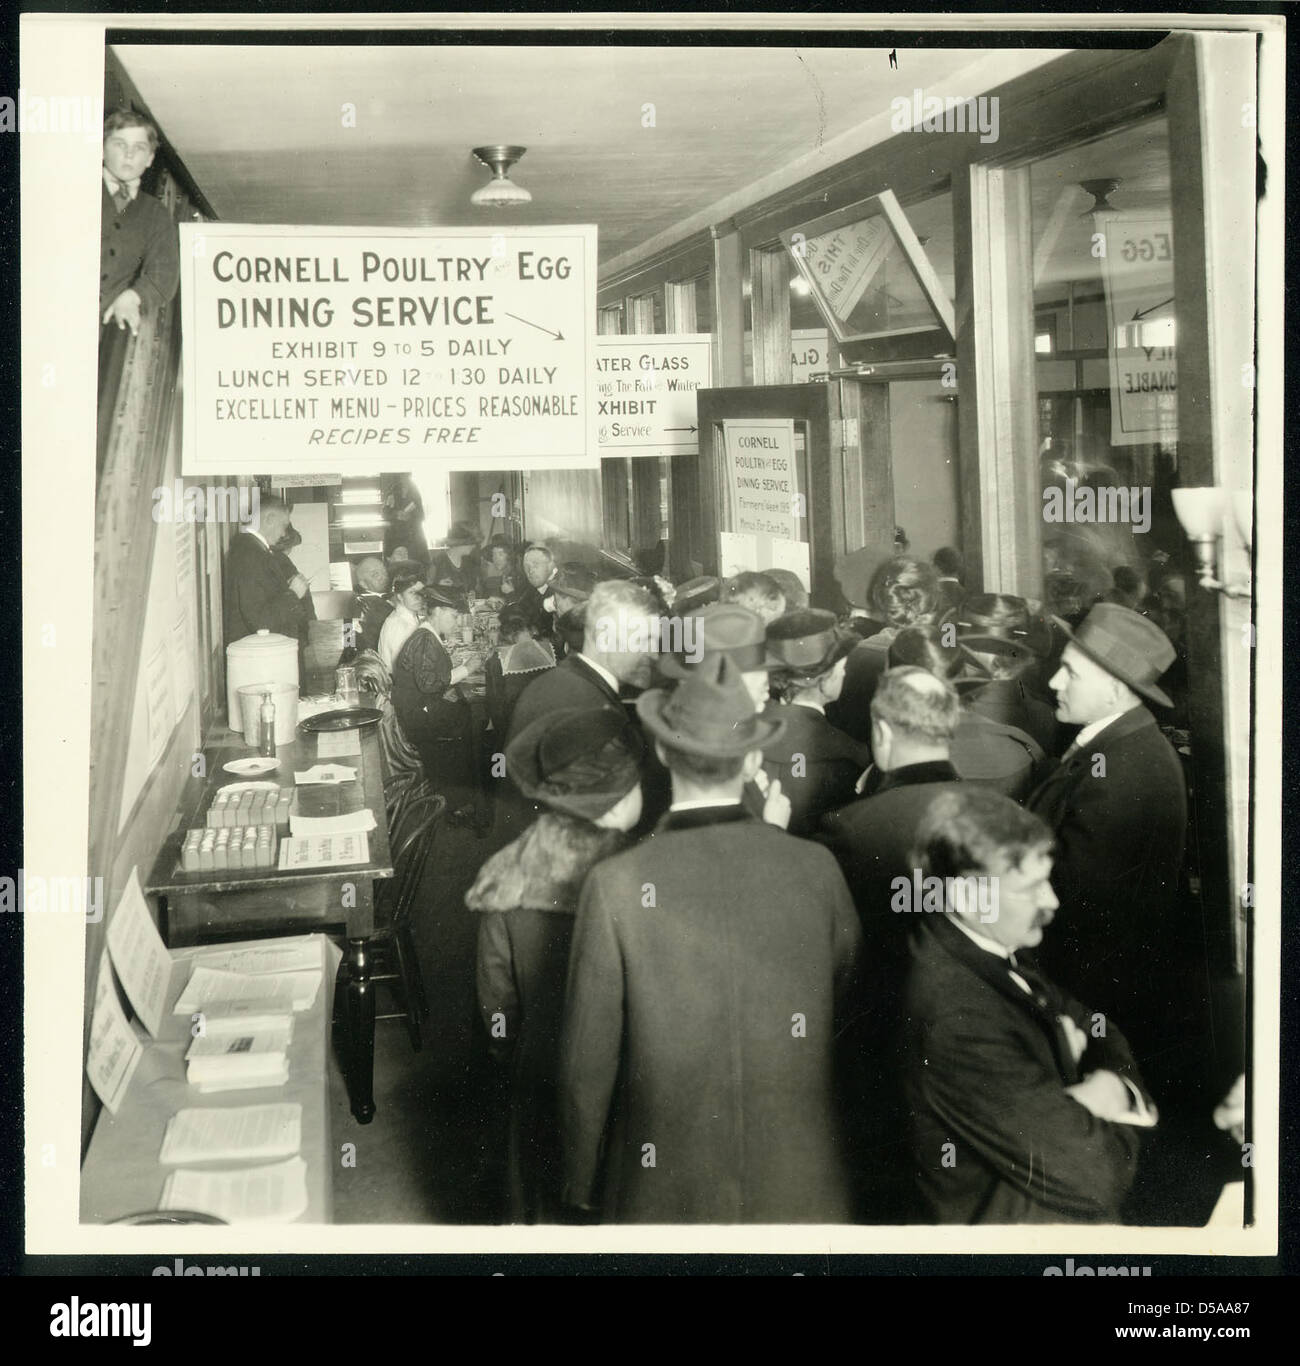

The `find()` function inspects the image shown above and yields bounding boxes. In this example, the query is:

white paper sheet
[191,941,321,976]
[293,764,357,786]
[173,966,322,1017]
[159,1103,302,1165]
[105,867,171,1038]
[161,1156,309,1224]
[314,729,362,758]
[718,530,759,580]
[85,949,143,1116]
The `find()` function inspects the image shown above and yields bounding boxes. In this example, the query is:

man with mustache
[904,786,1156,1224]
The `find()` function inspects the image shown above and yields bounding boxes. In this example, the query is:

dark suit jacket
[354,592,394,657]
[906,914,1151,1223]
[100,184,179,317]
[560,805,862,1222]
[818,761,963,932]
[1026,705,1188,1058]
[510,579,556,638]
[950,709,1046,802]
[825,638,890,743]
[760,703,872,838]
[223,531,309,645]
[964,677,1060,756]
[506,654,623,744]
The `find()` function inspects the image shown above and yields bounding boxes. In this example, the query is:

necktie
[107,177,132,213]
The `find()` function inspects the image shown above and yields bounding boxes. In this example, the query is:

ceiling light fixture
[470,145,532,208]
[1078,177,1121,215]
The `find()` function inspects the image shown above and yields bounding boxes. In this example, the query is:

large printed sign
[179,223,599,474]
[1096,213,1177,447]
[595,334,712,456]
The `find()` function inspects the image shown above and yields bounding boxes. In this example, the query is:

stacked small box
[181,823,279,872]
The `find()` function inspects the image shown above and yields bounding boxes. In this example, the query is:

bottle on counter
[259,690,277,758]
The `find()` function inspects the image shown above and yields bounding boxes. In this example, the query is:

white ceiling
[115,43,1067,266]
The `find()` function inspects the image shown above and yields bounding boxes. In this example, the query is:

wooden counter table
[145,724,393,1123]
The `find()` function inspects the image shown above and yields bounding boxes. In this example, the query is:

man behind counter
[222,498,312,647]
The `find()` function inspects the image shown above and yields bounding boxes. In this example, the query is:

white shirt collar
[104,168,140,200]
[791,697,825,715]
[242,527,270,551]
[947,912,1014,961]
[576,653,620,694]
[669,797,742,812]
[1073,705,1137,750]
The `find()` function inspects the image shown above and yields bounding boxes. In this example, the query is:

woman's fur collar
[465,811,628,914]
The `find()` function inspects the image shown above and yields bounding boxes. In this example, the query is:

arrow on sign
[664,425,698,434]
[1132,297,1175,322]
[1131,297,1175,360]
[505,312,564,341]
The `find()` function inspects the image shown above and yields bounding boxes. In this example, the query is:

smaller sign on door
[719,418,809,583]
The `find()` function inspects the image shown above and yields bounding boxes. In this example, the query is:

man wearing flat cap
[1027,603,1189,1106]
[559,655,863,1223]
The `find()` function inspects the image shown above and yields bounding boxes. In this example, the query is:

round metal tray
[299,707,384,733]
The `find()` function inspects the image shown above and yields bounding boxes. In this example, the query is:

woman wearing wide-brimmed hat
[426,519,483,596]
[947,592,1060,755]
[466,706,643,1223]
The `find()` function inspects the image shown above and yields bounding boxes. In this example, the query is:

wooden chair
[333,783,442,1052]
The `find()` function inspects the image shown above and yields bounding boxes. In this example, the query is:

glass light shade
[470,176,532,208]
[1171,487,1227,539]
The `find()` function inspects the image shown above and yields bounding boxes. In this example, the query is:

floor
[326,789,517,1224]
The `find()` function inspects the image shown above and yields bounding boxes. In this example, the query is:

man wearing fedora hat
[762,609,873,837]
[660,601,791,829]
[559,655,862,1223]
[1026,603,1188,1095]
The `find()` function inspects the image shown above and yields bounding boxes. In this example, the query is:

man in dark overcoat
[559,655,863,1223]
[1026,604,1188,1080]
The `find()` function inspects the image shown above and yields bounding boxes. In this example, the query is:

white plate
[223,757,280,777]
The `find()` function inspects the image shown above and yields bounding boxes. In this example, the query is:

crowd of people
[334,523,1236,1227]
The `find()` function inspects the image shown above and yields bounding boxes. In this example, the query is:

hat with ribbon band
[1058,602,1175,708]
[637,653,785,758]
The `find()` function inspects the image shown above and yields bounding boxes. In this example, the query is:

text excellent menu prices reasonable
[179,223,599,475]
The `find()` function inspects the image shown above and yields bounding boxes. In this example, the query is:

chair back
[379,784,445,930]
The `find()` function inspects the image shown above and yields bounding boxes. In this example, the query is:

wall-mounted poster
[595,334,712,456]
[179,223,599,474]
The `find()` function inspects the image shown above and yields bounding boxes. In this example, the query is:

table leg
[344,936,376,1124]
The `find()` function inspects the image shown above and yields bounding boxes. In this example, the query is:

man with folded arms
[905,786,1156,1224]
